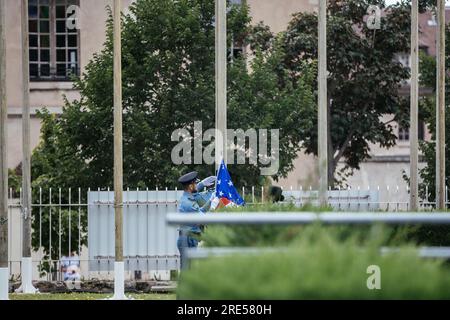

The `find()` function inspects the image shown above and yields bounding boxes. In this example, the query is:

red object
[220,197,232,206]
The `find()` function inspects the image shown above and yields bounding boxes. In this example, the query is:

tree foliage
[29,0,445,258]
[32,0,314,190]
[277,0,428,185]
[416,25,450,198]
[30,0,315,258]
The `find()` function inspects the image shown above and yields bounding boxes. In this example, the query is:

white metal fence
[87,190,180,274]
[5,184,449,281]
[165,212,450,263]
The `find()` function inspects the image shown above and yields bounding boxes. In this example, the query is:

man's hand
[201,176,216,187]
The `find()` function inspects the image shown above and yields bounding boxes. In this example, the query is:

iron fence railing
[6,184,450,281]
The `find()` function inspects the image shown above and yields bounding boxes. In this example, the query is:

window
[419,46,429,56]
[398,122,425,142]
[29,0,80,81]
[228,1,244,62]
[398,126,409,142]
[428,14,437,27]
[229,39,244,62]
[418,121,425,141]
[395,53,410,68]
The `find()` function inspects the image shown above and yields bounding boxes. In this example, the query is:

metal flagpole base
[15,257,38,294]
[0,267,9,300]
[108,262,132,300]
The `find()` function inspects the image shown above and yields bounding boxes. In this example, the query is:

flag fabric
[214,160,245,208]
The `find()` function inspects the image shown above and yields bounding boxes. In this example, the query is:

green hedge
[205,204,450,247]
[178,228,450,299]
[201,222,429,248]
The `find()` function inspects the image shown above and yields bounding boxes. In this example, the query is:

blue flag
[215,160,245,206]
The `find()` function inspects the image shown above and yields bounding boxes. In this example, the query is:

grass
[9,293,176,300]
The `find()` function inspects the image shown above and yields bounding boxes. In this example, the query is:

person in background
[60,251,81,282]
[177,171,216,270]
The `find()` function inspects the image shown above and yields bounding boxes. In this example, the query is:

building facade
[5,0,316,169]
[5,0,135,168]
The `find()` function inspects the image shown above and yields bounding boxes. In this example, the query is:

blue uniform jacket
[178,182,214,233]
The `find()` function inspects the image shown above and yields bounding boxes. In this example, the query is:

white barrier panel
[282,190,380,210]
[88,190,180,272]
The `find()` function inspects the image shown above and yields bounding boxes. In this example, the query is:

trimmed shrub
[178,227,450,299]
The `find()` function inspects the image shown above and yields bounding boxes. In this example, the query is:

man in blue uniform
[177,171,216,270]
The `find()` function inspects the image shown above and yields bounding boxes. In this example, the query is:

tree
[278,0,432,186]
[414,21,450,208]
[30,110,87,274]
[30,0,315,258]
[398,1,450,246]
[415,24,450,204]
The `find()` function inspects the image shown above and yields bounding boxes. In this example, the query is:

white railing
[166,212,450,226]
[5,184,449,281]
[166,212,450,265]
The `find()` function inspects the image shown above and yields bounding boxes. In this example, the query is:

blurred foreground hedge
[177,228,450,299]
[205,204,450,247]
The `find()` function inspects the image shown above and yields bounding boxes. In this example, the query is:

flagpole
[0,0,9,301]
[215,0,227,168]
[111,0,128,300]
[436,0,446,210]
[318,0,328,206]
[410,0,419,211]
[18,0,38,294]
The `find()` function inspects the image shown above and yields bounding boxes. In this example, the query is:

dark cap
[178,171,198,185]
